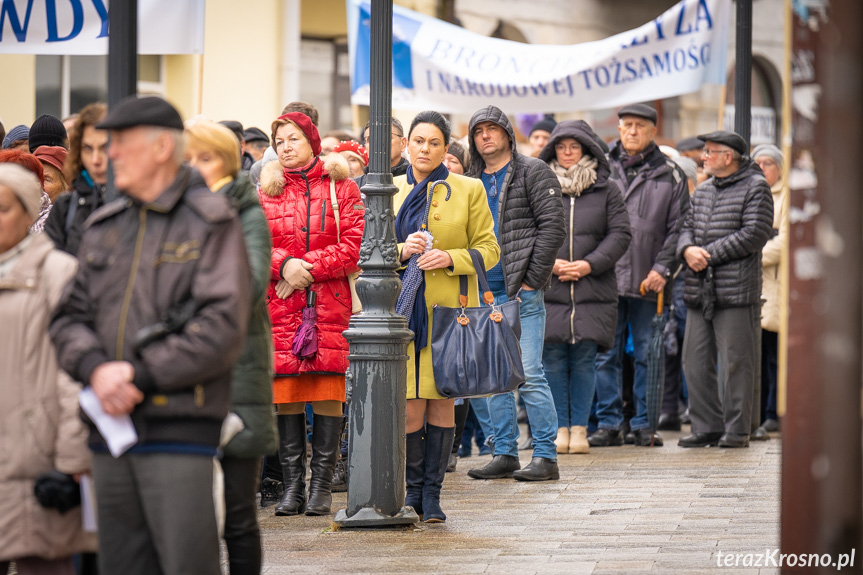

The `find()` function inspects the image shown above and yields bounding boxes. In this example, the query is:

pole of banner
[334,0,419,528]
[733,0,752,146]
[105,0,137,202]
[717,84,727,129]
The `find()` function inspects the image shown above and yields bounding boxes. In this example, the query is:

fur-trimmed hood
[260,153,350,197]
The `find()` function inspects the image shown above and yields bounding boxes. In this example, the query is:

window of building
[35,55,165,119]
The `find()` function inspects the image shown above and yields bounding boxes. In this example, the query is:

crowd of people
[0,95,785,574]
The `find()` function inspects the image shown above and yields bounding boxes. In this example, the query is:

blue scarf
[394,162,449,363]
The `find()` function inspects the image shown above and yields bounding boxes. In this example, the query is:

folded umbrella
[395,180,450,324]
[292,290,318,360]
[640,282,666,445]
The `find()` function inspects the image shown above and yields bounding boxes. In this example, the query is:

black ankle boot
[405,429,425,517]
[274,413,307,516]
[305,414,342,516]
[422,424,455,523]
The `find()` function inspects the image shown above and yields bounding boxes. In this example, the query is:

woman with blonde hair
[185,119,277,575]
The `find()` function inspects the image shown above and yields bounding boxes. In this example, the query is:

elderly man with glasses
[591,103,690,448]
[676,131,774,449]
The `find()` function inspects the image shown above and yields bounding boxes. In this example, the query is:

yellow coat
[394,171,500,399]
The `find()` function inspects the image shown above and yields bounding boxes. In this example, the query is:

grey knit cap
[751,144,783,170]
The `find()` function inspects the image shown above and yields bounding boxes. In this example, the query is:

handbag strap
[458,249,495,308]
[330,178,340,241]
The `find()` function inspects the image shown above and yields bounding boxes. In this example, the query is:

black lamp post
[107,0,137,108]
[333,0,419,527]
[734,0,752,147]
[106,0,137,202]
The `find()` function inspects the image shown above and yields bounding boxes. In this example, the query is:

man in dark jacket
[50,96,251,575]
[676,131,774,449]
[43,102,108,256]
[354,117,409,190]
[592,103,690,448]
[463,105,566,482]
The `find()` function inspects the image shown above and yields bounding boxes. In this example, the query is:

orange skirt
[272,374,346,404]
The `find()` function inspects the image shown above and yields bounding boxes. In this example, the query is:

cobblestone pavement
[253,428,780,574]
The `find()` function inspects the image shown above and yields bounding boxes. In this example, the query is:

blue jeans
[544,341,598,428]
[594,296,657,431]
[470,289,558,459]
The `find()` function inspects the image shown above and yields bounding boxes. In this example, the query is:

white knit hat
[0,163,42,222]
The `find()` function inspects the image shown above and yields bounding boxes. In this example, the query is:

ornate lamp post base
[334,506,419,528]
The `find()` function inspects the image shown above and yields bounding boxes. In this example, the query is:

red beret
[277,112,322,156]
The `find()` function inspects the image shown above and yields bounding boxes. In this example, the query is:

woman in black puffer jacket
[538,120,631,455]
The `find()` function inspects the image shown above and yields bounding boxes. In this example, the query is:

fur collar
[260,153,350,197]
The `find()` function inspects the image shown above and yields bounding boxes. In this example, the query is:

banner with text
[348,0,731,113]
[0,0,205,55]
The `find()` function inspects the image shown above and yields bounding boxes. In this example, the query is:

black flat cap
[697,130,748,155]
[617,103,657,124]
[219,120,244,143]
[243,127,269,144]
[97,96,184,131]
[676,136,704,152]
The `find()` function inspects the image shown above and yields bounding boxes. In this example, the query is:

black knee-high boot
[274,413,307,516]
[306,414,342,516]
[405,429,425,516]
[423,424,455,523]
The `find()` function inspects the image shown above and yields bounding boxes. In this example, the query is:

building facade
[0,0,785,147]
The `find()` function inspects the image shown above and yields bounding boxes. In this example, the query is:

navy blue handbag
[431,250,525,399]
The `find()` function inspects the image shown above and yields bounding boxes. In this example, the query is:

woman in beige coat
[753,144,787,434]
[0,164,96,575]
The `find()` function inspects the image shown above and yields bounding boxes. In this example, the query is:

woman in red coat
[258,112,364,517]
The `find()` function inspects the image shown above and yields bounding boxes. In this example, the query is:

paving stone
[246,427,780,574]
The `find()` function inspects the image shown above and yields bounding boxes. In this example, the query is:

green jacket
[221,175,278,458]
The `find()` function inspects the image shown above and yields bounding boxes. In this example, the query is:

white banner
[0,0,205,55]
[348,0,731,113]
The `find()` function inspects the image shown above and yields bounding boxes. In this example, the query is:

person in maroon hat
[258,112,364,518]
[33,145,68,201]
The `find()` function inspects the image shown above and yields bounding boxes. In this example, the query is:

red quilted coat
[259,154,364,381]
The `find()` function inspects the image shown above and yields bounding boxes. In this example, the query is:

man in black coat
[676,131,774,449]
[463,105,566,482]
[592,104,689,448]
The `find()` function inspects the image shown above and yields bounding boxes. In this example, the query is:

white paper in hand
[78,387,138,457]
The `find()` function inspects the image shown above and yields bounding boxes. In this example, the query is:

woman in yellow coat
[394,111,499,523]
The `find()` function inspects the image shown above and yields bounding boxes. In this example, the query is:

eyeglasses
[364,132,403,146]
[702,148,731,158]
[489,175,498,198]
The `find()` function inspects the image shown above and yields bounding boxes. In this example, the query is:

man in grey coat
[677,131,774,448]
[463,105,566,482]
[592,104,690,448]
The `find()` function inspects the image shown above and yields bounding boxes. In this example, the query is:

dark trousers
[760,329,778,422]
[223,457,263,575]
[683,305,760,436]
[662,275,688,415]
[0,558,74,575]
[92,452,220,575]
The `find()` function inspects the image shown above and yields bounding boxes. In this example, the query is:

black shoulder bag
[431,250,525,398]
